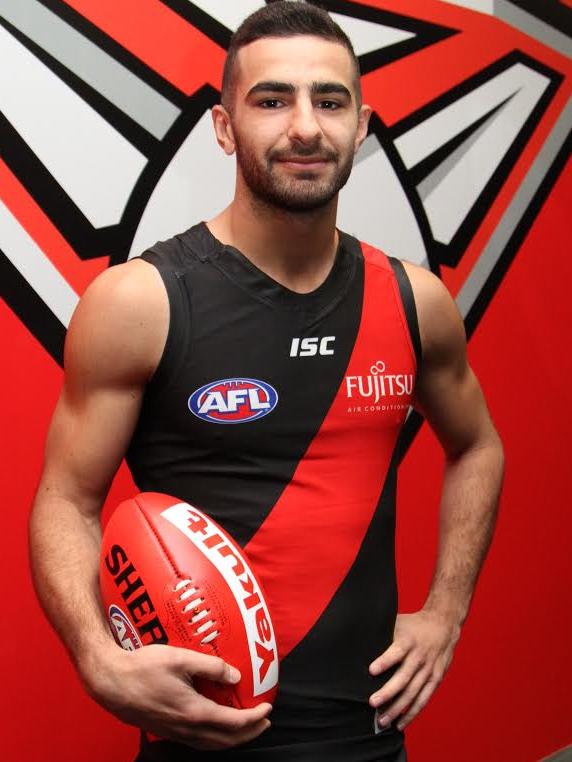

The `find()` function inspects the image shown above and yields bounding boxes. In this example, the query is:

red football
[99,492,279,708]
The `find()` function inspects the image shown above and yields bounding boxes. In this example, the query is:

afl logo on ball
[108,605,142,651]
[189,378,278,424]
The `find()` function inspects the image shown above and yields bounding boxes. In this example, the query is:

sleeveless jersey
[126,222,421,762]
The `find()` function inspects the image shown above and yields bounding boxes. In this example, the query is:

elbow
[488,425,505,475]
[446,424,505,473]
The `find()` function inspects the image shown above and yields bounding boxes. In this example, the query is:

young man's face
[219,35,371,213]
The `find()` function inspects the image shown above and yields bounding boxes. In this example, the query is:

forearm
[29,487,116,688]
[424,432,504,627]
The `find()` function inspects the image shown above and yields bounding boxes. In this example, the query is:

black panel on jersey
[387,257,422,365]
[126,223,364,546]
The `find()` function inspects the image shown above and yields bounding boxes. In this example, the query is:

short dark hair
[221,1,362,110]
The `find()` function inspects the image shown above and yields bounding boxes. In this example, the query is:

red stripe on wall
[0,159,105,296]
[245,250,416,659]
[62,0,225,95]
[362,0,572,128]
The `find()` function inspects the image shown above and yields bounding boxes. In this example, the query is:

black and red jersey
[126,222,420,761]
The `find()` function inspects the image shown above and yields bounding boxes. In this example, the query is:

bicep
[41,379,143,514]
[38,261,167,514]
[414,359,493,460]
[408,266,497,459]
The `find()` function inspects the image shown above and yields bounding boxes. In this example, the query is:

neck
[207,185,339,294]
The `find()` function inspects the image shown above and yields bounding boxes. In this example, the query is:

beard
[234,136,355,213]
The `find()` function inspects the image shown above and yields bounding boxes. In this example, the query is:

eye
[318,100,341,110]
[259,99,284,109]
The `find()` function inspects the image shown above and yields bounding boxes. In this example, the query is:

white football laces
[175,578,219,644]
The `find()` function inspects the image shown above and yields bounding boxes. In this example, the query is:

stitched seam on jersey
[206,238,358,315]
[178,230,214,263]
[209,258,278,310]
[144,270,176,388]
[178,224,277,307]
[207,255,358,319]
[144,269,194,396]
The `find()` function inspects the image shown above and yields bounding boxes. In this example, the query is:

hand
[82,643,272,750]
[368,609,460,731]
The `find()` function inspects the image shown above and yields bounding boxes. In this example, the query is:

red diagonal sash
[245,247,416,659]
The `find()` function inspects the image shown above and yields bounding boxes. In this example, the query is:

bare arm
[29,262,155,668]
[411,264,504,625]
[29,260,271,748]
[369,263,504,729]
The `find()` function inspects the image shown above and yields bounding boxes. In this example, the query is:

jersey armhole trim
[387,258,422,366]
[138,251,189,394]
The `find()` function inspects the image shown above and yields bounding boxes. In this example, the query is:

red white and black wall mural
[1,1,570,760]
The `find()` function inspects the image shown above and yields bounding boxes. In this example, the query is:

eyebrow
[246,80,352,100]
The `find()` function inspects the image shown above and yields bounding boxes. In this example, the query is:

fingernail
[229,667,241,683]
[379,714,391,728]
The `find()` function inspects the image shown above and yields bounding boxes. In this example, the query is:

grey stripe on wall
[494,1,572,60]
[0,201,78,328]
[0,0,181,139]
[456,95,572,318]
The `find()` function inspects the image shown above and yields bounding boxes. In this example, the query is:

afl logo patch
[189,378,278,424]
[108,605,142,651]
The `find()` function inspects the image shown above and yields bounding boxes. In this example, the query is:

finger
[369,655,424,707]
[228,716,271,746]
[177,650,241,685]
[396,677,438,730]
[147,703,272,747]
[191,698,273,731]
[369,641,410,676]
[374,668,429,729]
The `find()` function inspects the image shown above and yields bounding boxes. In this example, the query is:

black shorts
[134,730,406,762]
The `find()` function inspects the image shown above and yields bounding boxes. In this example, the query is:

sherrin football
[99,492,279,708]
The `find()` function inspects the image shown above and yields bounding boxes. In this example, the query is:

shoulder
[401,261,467,367]
[76,257,166,312]
[64,258,169,385]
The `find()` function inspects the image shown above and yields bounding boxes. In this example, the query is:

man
[29,3,504,761]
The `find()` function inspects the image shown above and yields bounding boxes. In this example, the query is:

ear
[212,105,236,155]
[354,104,372,154]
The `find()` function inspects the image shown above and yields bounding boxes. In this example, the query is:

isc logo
[188,378,278,424]
[290,336,335,357]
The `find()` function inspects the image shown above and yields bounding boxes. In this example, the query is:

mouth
[275,156,332,170]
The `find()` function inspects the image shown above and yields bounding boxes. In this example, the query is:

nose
[287,99,322,145]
